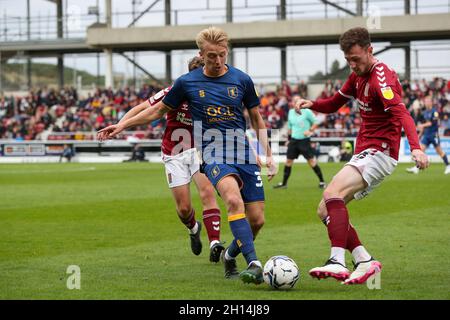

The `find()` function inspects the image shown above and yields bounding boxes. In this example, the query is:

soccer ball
[263,255,300,289]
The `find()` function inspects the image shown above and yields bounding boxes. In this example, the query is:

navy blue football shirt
[162,65,260,164]
[422,108,439,137]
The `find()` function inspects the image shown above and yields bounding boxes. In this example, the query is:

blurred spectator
[442,114,450,136]
[310,76,449,138]
[297,80,308,98]
[267,109,281,129]
[1,76,448,140]
[124,143,148,162]
[339,139,353,162]
[59,144,75,162]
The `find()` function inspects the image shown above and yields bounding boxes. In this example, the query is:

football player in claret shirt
[98,57,226,264]
[98,27,277,285]
[406,95,450,174]
[296,27,429,285]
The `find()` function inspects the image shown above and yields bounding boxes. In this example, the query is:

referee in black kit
[274,96,326,189]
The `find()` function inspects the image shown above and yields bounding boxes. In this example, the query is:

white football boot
[309,259,350,281]
[344,258,382,285]
[406,166,419,174]
[444,165,450,175]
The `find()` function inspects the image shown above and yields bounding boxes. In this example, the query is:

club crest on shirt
[212,165,220,178]
[199,90,205,98]
[227,87,238,98]
[381,86,394,100]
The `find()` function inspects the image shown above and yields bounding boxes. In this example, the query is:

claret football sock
[179,208,197,232]
[202,208,221,243]
[346,223,362,252]
[228,213,258,265]
[189,222,198,235]
[323,216,362,262]
[324,198,349,248]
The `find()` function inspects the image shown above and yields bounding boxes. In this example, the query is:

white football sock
[352,245,372,263]
[330,247,346,266]
[189,222,198,235]
[249,260,262,268]
[209,240,220,248]
[224,250,236,261]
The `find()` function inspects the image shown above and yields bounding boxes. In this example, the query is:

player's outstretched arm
[96,100,151,141]
[295,92,348,114]
[389,105,429,170]
[247,106,277,181]
[97,101,170,140]
[417,120,432,131]
[118,101,151,124]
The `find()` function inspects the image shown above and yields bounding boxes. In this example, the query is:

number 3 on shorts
[255,171,263,187]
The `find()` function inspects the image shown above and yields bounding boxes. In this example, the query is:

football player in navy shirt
[406,95,450,174]
[98,27,276,285]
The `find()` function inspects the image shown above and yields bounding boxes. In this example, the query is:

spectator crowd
[1,77,449,141]
[310,77,450,138]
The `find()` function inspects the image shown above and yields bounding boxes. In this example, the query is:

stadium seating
[0,77,449,141]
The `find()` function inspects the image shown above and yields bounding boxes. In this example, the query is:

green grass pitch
[0,162,449,299]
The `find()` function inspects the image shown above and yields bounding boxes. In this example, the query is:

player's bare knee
[322,189,334,200]
[322,185,344,200]
[251,215,265,231]
[226,194,245,213]
[199,187,216,207]
[177,204,192,217]
[248,219,264,238]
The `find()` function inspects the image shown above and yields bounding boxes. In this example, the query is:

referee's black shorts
[286,138,315,160]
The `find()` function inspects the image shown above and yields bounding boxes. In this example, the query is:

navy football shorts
[421,134,440,148]
[202,162,265,203]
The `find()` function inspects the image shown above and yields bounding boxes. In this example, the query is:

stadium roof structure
[86,13,450,50]
[1,13,449,56]
[1,0,449,89]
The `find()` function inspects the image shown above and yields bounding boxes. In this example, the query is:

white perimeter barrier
[0,138,448,164]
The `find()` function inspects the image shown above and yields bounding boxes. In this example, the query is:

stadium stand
[1,77,449,141]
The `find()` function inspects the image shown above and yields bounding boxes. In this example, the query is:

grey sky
[1,0,450,84]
